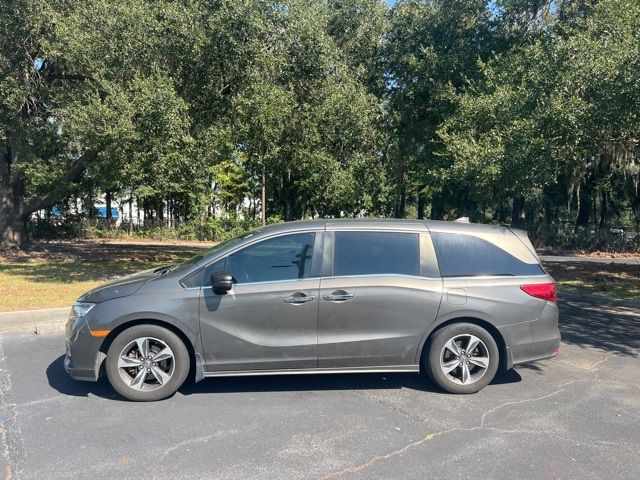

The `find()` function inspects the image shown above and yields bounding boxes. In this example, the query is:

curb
[0,307,69,335]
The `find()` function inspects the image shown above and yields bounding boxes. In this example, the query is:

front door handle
[283,293,316,304]
[322,291,355,302]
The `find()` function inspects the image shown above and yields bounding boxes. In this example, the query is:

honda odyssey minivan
[65,219,560,401]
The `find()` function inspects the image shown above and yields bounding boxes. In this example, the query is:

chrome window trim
[319,273,441,281]
[441,274,550,280]
[189,273,549,289]
[199,276,321,289]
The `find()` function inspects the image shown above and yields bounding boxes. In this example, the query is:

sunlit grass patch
[0,240,207,312]
[543,262,640,301]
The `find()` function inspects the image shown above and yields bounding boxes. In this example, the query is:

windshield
[170,230,258,273]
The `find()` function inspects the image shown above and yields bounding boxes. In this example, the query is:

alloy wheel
[439,334,490,385]
[117,337,175,391]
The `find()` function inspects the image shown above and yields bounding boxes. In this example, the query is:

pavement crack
[319,431,444,480]
[160,435,213,460]
[481,356,610,428]
[321,356,614,479]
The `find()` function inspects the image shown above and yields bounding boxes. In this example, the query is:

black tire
[424,323,499,394]
[106,324,190,401]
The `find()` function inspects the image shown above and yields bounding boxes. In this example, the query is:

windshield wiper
[154,265,175,275]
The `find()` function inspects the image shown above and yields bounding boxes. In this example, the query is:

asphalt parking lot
[1,295,639,480]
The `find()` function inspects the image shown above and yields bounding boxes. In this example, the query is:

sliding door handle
[283,293,316,304]
[322,291,355,302]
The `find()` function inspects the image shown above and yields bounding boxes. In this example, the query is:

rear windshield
[431,233,544,277]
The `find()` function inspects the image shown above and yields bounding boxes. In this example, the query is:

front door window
[226,233,315,284]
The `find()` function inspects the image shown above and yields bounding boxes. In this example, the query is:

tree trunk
[155,198,164,226]
[430,192,444,220]
[105,189,112,227]
[510,195,525,228]
[283,169,295,221]
[0,188,27,249]
[417,191,426,219]
[599,189,608,231]
[575,188,592,231]
[393,155,406,218]
[128,197,134,235]
[394,179,406,219]
[1,145,98,249]
[261,166,266,225]
[575,168,595,233]
[0,142,27,249]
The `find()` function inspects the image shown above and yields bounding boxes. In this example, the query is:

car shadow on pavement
[46,354,521,400]
[46,355,120,400]
[178,368,521,397]
[559,296,640,358]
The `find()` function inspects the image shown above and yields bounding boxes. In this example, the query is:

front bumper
[499,301,561,368]
[64,315,104,382]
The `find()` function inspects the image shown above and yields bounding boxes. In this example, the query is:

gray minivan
[65,219,560,401]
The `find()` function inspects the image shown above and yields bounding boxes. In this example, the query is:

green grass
[542,261,640,302]
[1,241,637,312]
[0,240,205,311]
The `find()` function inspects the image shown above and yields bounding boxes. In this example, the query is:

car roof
[250,219,537,264]
[253,218,511,235]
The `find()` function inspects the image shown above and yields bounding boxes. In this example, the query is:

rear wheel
[424,323,499,394]
[106,325,190,401]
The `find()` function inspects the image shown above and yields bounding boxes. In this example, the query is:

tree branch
[22,149,99,215]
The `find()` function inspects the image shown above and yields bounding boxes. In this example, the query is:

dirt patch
[0,239,213,265]
[538,247,640,259]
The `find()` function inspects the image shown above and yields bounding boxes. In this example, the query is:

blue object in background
[96,207,119,218]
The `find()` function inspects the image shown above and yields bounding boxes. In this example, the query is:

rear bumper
[499,302,561,368]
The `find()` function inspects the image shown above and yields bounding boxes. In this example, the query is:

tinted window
[333,231,419,276]
[203,260,226,287]
[431,233,544,277]
[170,231,256,274]
[226,233,315,284]
[180,268,204,289]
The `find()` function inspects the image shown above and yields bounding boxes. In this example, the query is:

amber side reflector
[90,330,111,337]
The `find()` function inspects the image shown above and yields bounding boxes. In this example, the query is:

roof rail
[454,217,470,223]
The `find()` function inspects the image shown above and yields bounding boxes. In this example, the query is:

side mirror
[211,271,233,294]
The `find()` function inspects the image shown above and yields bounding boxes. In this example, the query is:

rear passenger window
[333,232,419,277]
[431,233,544,277]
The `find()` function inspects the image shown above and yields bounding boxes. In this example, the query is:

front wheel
[106,324,190,401]
[424,323,499,394]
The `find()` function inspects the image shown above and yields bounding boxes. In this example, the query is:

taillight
[520,283,557,302]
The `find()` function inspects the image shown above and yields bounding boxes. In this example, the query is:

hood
[77,266,165,303]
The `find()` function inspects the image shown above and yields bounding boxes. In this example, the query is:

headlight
[71,302,95,318]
